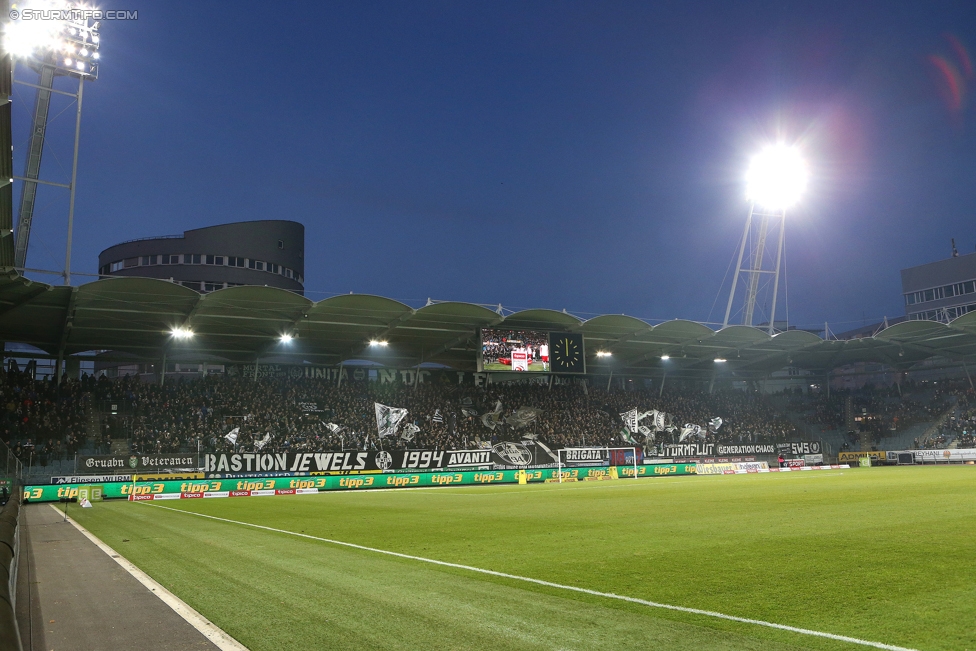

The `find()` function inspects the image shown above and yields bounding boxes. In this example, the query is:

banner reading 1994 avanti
[23,463,698,502]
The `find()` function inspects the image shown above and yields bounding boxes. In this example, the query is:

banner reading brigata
[77,454,197,472]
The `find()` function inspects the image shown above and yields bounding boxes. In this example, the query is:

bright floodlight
[745,144,808,210]
[170,327,193,340]
[2,2,102,78]
[660,355,670,360]
[279,334,294,344]
[369,340,388,347]
[596,351,612,357]
[714,358,727,363]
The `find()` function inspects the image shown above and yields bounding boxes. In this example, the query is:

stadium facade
[97,220,305,294]
[901,248,976,323]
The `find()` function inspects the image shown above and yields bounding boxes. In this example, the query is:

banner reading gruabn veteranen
[78,454,197,472]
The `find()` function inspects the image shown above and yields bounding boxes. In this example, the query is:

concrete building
[901,249,976,322]
[98,220,304,294]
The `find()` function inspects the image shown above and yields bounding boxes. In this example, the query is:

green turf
[68,466,975,651]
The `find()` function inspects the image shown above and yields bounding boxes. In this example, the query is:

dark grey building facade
[98,220,304,294]
[901,251,976,322]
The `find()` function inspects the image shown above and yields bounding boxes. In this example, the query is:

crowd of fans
[0,370,88,467]
[2,368,974,468]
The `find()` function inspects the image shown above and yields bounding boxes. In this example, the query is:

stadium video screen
[479,328,552,372]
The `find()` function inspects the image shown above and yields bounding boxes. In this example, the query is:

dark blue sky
[15,1,976,332]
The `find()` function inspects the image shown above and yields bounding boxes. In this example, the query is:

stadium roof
[2,271,976,377]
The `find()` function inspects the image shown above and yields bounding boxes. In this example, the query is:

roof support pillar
[964,360,975,392]
[254,358,259,381]
[658,372,666,398]
[159,350,166,386]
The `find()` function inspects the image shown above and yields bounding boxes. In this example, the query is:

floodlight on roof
[279,333,294,344]
[714,358,727,363]
[596,351,612,357]
[369,340,388,347]
[170,327,193,340]
[660,355,670,360]
[745,143,808,210]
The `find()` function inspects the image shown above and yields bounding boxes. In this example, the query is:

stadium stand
[2,369,972,475]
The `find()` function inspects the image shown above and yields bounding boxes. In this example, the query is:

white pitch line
[141,502,918,651]
[53,505,249,651]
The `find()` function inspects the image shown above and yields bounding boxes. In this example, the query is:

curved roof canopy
[2,271,976,375]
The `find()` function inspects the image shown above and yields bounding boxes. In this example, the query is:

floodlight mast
[722,145,805,335]
[6,6,101,284]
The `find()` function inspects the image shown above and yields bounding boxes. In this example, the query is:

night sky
[13,1,976,333]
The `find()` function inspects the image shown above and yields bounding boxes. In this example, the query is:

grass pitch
[68,466,975,651]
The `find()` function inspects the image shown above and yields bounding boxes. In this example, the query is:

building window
[284,268,293,279]
[140,255,158,266]
[204,282,224,292]
[181,280,202,290]
[109,260,124,272]
[255,261,264,271]
[268,263,279,274]
[278,240,284,249]
[185,254,202,264]
[123,257,138,268]
[229,256,244,267]
[161,254,180,265]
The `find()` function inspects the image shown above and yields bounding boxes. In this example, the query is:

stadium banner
[77,454,198,472]
[199,448,547,474]
[22,464,689,502]
[716,444,776,455]
[661,443,714,458]
[802,454,824,465]
[224,363,587,388]
[837,451,886,463]
[560,447,610,466]
[776,441,822,456]
[695,461,769,475]
[53,474,132,484]
[913,448,976,463]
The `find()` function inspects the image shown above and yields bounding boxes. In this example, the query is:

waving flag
[375,403,408,438]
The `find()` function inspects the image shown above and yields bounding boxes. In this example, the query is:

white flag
[679,424,702,442]
[401,423,420,442]
[254,433,272,450]
[709,417,723,433]
[225,427,239,445]
[620,408,640,433]
[375,403,408,438]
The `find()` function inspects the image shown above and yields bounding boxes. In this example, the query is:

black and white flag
[400,423,420,442]
[224,427,239,445]
[374,403,408,438]
[254,433,271,450]
[708,417,723,433]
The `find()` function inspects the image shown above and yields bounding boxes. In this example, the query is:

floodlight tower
[3,4,100,283]
[722,144,807,335]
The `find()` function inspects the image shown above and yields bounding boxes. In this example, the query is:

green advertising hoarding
[23,463,697,503]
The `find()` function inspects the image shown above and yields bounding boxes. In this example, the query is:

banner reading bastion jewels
[201,444,561,474]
